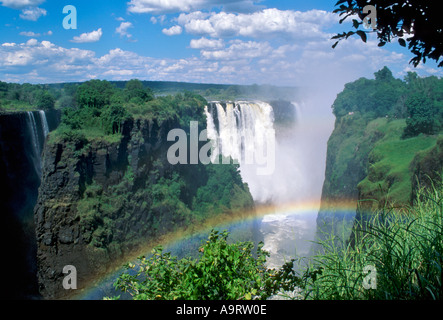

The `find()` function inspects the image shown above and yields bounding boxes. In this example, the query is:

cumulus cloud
[71,28,103,43]
[19,31,41,37]
[162,25,182,36]
[177,9,336,39]
[116,22,133,38]
[201,40,272,61]
[0,39,94,71]
[190,37,224,50]
[1,27,441,86]
[0,0,44,9]
[127,0,262,14]
[19,6,46,20]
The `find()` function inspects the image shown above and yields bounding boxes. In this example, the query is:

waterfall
[205,100,322,268]
[204,101,276,192]
[27,112,41,156]
[26,111,49,177]
[39,110,50,138]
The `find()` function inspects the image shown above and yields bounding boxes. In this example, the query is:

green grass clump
[305,182,442,300]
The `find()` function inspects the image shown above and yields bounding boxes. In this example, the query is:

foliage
[35,91,55,111]
[101,104,130,135]
[124,79,154,103]
[305,183,443,300]
[332,0,443,67]
[192,159,253,218]
[332,67,443,138]
[403,93,439,138]
[0,81,56,112]
[112,230,302,300]
[332,67,407,119]
[76,79,116,109]
[126,91,207,130]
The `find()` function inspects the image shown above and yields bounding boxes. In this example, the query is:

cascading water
[26,111,50,177]
[205,101,276,199]
[39,110,50,138]
[205,101,320,269]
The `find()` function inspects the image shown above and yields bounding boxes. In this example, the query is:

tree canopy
[332,0,443,67]
[332,66,443,137]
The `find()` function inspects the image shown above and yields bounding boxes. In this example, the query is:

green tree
[36,91,55,111]
[332,67,406,119]
[76,79,116,109]
[124,79,154,103]
[101,104,129,135]
[403,93,438,138]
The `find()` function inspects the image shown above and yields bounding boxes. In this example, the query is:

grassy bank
[304,182,442,300]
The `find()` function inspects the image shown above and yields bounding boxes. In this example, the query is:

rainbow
[70,199,358,300]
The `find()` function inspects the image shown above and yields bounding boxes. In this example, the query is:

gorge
[1,69,441,300]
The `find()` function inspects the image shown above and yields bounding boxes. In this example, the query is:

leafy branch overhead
[332,0,443,67]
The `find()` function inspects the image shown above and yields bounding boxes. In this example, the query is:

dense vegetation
[0,81,56,112]
[333,66,443,135]
[324,67,443,212]
[110,230,301,300]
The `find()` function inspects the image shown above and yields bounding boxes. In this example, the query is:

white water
[26,111,50,177]
[39,110,49,138]
[205,101,321,268]
[205,101,276,199]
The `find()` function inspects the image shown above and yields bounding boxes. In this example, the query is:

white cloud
[177,9,337,39]
[127,0,261,14]
[162,25,182,36]
[116,22,133,38]
[201,40,272,61]
[19,6,46,21]
[150,15,166,24]
[1,27,441,87]
[20,31,41,37]
[71,28,103,43]
[0,0,44,9]
[190,37,224,50]
[26,38,38,46]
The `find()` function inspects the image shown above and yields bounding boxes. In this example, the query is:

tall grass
[304,182,442,300]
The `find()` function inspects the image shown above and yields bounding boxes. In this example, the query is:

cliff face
[34,116,254,299]
[313,114,371,249]
[0,110,59,299]
[34,117,175,299]
[315,113,442,252]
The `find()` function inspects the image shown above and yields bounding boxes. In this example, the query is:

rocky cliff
[314,113,442,252]
[0,110,59,299]
[34,116,254,299]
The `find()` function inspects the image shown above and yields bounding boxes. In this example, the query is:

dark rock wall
[0,110,59,299]
[33,117,184,299]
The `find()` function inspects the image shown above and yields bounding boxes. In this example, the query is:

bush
[111,230,301,300]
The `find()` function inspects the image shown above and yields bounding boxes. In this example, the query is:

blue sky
[0,0,441,87]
